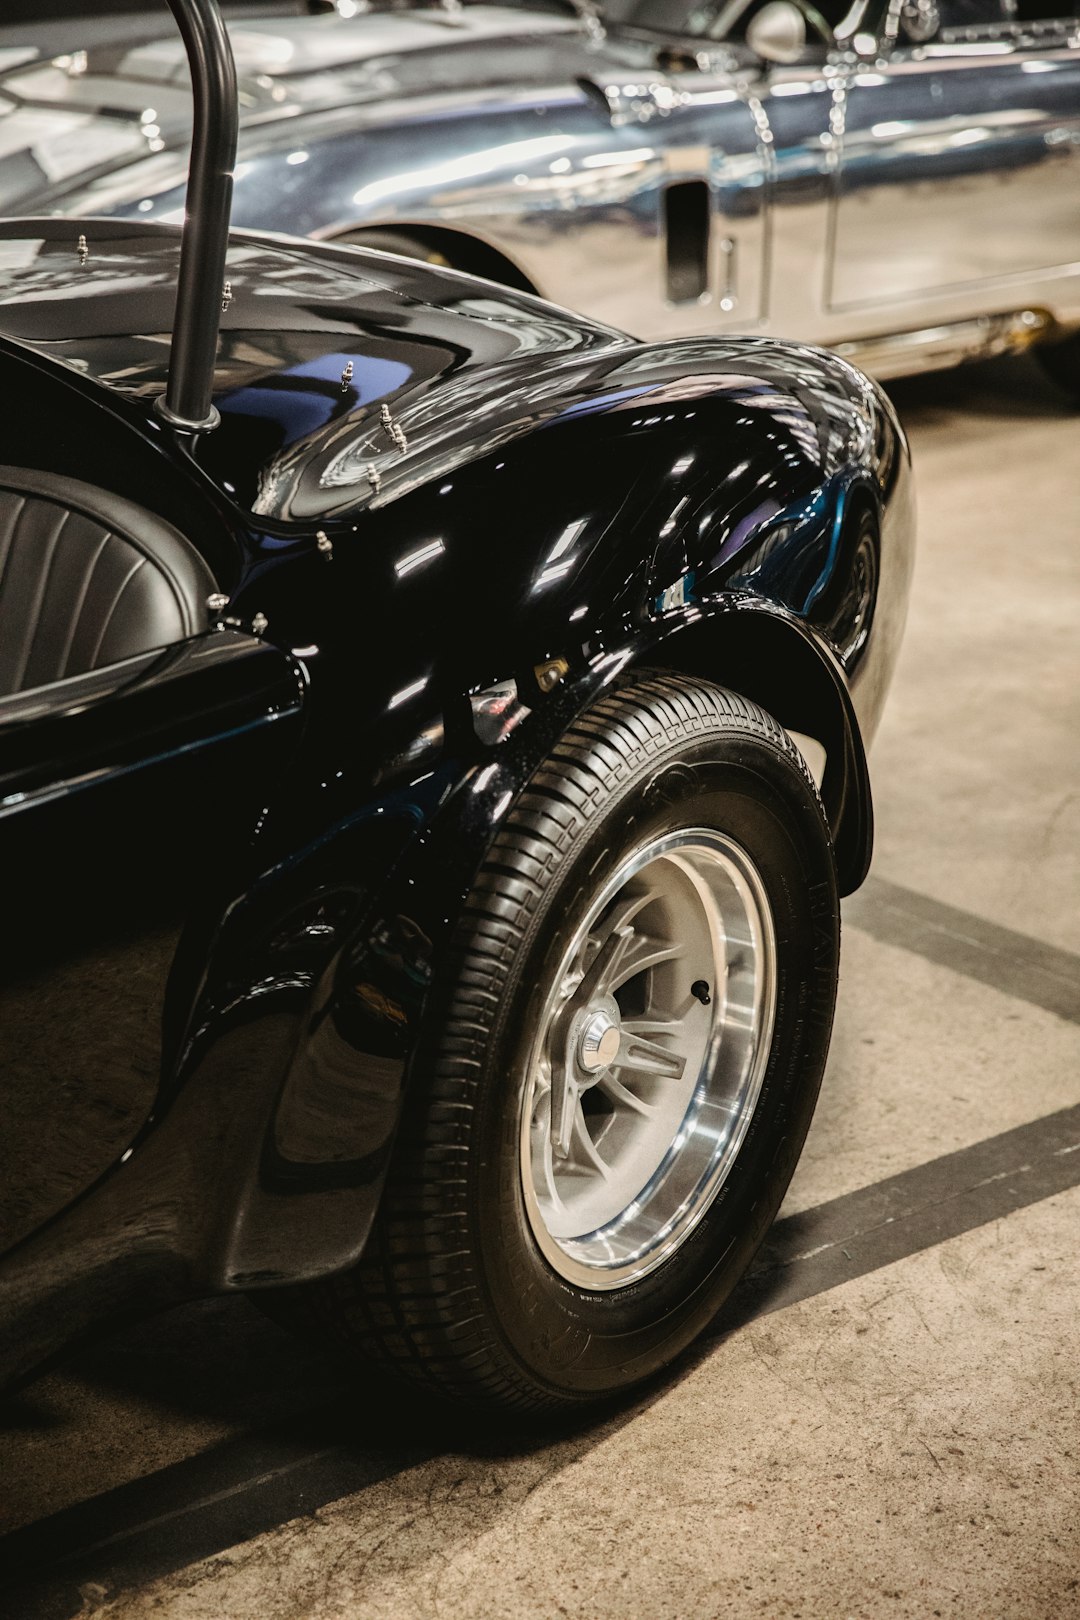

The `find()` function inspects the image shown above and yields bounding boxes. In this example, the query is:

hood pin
[380,402,408,454]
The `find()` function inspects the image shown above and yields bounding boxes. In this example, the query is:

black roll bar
[155,0,238,433]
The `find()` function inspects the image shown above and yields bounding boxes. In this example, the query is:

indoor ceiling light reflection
[536,558,576,588]
[659,497,689,539]
[286,150,309,165]
[352,135,575,207]
[545,518,587,565]
[389,676,428,710]
[395,538,445,577]
[580,148,655,168]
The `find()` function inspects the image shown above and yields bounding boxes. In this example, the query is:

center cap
[578,1007,621,1073]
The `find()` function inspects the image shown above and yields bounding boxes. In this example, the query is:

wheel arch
[182,609,868,1296]
[321,220,542,297]
[635,600,872,897]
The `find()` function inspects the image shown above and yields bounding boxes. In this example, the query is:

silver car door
[831,0,1080,327]
[565,59,772,340]
[686,0,856,344]
[752,56,848,342]
[654,57,773,334]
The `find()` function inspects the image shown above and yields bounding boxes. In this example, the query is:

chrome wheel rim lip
[519,827,777,1292]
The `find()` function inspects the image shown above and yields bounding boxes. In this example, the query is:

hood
[0,7,650,216]
[0,217,634,521]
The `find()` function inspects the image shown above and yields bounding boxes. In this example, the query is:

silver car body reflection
[2,0,1079,376]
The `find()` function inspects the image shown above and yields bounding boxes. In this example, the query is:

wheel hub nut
[578,1007,621,1073]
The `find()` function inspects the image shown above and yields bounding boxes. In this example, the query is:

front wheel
[297,673,840,1412]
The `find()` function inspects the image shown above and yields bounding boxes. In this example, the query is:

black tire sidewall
[472,735,838,1399]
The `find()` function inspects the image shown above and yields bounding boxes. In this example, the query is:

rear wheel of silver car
[331,227,453,268]
[306,672,840,1412]
[1034,330,1080,401]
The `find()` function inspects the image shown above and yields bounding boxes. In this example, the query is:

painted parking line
[718,1098,1080,1329]
[845,876,1080,1024]
[5,1098,1080,1618]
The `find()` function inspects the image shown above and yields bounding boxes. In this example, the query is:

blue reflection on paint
[219,353,412,444]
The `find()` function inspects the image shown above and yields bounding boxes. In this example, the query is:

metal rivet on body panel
[77,234,88,264]
[341,361,353,392]
[380,402,408,453]
[207,592,229,614]
[221,279,232,312]
[367,466,382,494]
[251,611,269,635]
[316,530,333,559]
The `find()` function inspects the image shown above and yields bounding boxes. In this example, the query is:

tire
[294,672,840,1413]
[1034,330,1080,402]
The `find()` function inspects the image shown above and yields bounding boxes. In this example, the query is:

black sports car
[0,0,913,1411]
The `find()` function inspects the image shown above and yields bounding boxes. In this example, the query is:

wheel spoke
[534,1125,568,1216]
[567,1106,612,1181]
[621,1015,683,1037]
[606,934,683,994]
[596,1068,656,1116]
[576,888,661,1002]
[613,1028,687,1080]
[548,1052,579,1161]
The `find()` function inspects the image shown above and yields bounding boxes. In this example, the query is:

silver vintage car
[2,0,1079,383]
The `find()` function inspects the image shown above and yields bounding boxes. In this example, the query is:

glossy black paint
[0,216,912,1385]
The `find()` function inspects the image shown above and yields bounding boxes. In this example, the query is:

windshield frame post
[155,0,237,434]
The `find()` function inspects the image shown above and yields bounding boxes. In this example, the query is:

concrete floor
[2,352,1079,1619]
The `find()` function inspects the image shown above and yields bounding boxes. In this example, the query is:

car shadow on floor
[1,1216,818,1615]
[884,349,1076,429]
[0,1288,641,1618]
[0,1207,809,1546]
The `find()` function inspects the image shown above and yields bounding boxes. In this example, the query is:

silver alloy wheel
[519,828,777,1290]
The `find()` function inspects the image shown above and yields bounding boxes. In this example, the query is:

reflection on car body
[0,0,1078,377]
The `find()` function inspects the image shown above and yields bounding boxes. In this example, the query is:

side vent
[663,179,710,305]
